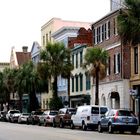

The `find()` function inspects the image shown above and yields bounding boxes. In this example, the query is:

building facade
[92,9,130,109]
[0,62,9,72]
[52,26,80,105]
[41,17,91,48]
[68,28,93,107]
[41,18,91,109]
[30,41,41,108]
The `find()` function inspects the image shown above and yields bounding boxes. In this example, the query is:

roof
[16,52,31,66]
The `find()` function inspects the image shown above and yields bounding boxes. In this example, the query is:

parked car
[27,111,43,125]
[71,105,109,130]
[53,108,76,128]
[97,109,139,134]
[38,110,58,126]
[0,111,7,121]
[6,110,20,122]
[18,113,30,124]
[10,112,21,123]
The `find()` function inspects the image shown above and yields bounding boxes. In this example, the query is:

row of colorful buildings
[0,0,139,123]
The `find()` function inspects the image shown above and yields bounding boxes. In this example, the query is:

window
[107,56,111,75]
[113,18,118,35]
[134,47,138,74]
[72,54,74,66]
[86,74,91,90]
[114,53,121,74]
[102,24,104,41]
[107,21,110,39]
[104,23,107,39]
[80,51,83,66]
[76,53,78,68]
[94,28,97,44]
[46,34,48,44]
[43,36,45,46]
[72,77,74,92]
[49,31,51,42]
[80,74,83,91]
[75,76,78,92]
[94,20,110,44]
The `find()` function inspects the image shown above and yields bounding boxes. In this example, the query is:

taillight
[87,116,90,121]
[114,111,118,122]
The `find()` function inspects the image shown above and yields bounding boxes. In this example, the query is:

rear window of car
[118,110,133,116]
[10,111,20,114]
[100,107,108,114]
[49,111,58,116]
[34,112,43,115]
[91,107,99,114]
[67,109,76,114]
[22,113,30,116]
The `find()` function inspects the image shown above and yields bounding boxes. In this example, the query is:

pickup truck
[53,108,76,128]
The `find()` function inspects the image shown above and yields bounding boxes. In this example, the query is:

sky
[0,0,110,62]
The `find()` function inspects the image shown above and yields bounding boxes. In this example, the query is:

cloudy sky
[0,0,110,62]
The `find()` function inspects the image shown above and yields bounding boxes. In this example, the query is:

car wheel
[131,129,137,134]
[98,123,103,133]
[44,120,47,127]
[70,121,75,129]
[108,124,113,133]
[59,120,64,128]
[53,119,56,127]
[38,120,41,126]
[32,119,35,125]
[119,130,124,134]
[26,119,29,125]
[82,122,87,131]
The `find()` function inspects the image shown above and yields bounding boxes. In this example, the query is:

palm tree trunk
[67,77,70,106]
[53,76,58,98]
[95,69,99,105]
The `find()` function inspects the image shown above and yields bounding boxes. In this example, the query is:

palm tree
[84,47,108,105]
[2,68,18,109]
[61,49,74,105]
[117,0,140,46]
[41,42,69,97]
[17,61,40,112]
[40,42,72,98]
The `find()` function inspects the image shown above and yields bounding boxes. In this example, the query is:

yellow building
[130,44,140,122]
[41,17,91,109]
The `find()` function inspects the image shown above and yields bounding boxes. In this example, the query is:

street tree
[40,42,73,109]
[17,61,40,112]
[117,0,140,46]
[84,47,108,105]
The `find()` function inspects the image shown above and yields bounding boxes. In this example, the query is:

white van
[71,105,109,130]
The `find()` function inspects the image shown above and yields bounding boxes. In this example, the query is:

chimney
[22,46,28,53]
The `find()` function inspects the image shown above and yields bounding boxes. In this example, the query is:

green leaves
[117,0,140,45]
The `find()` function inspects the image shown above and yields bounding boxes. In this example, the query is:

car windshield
[118,110,134,116]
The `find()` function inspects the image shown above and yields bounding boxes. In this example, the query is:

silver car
[18,113,30,124]
[98,109,139,134]
[38,110,58,126]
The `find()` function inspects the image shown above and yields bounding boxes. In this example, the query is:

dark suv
[53,108,76,128]
[27,111,43,125]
